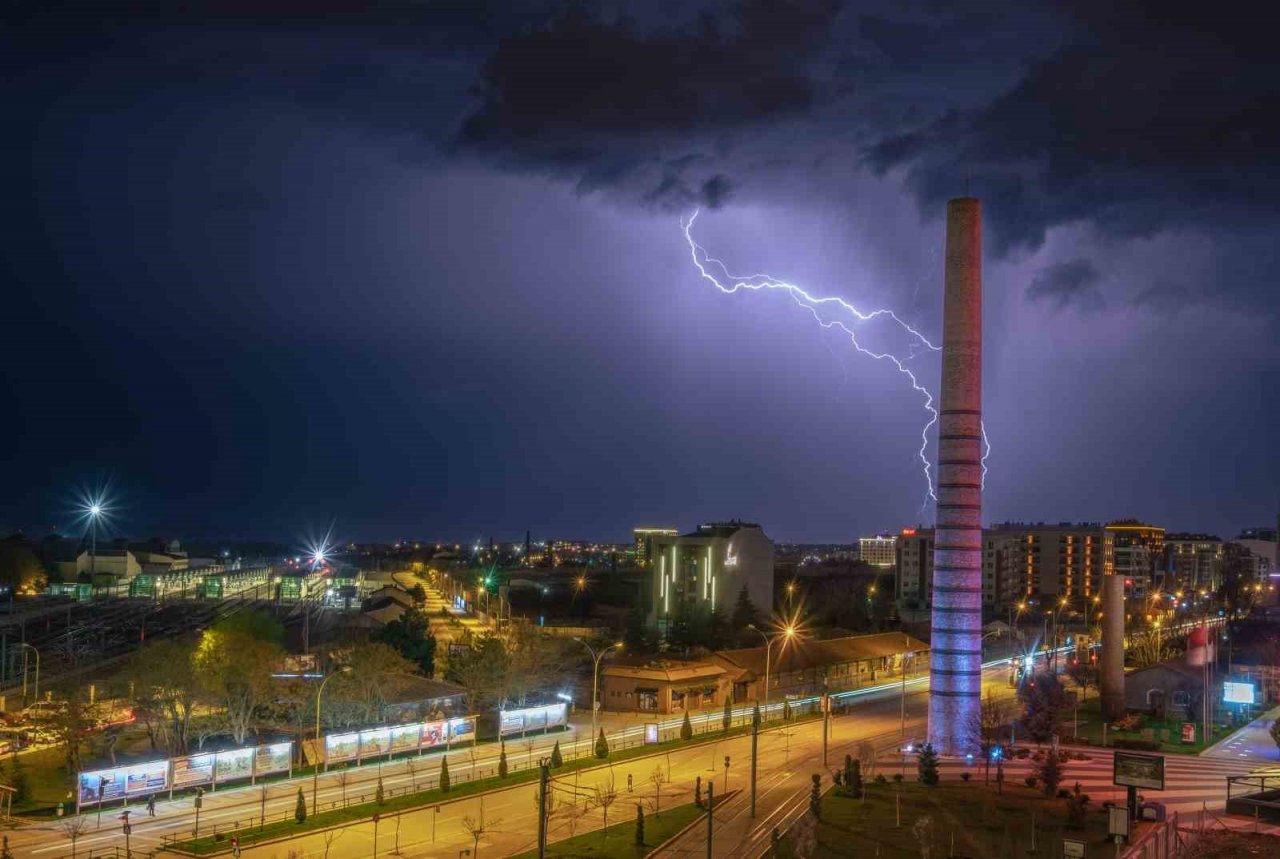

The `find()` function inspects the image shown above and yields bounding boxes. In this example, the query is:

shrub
[376,777,385,805]
[681,712,694,741]
[439,757,451,793]
[1037,748,1064,796]
[917,743,940,786]
[550,740,563,768]
[499,746,508,778]
[961,772,971,782]
[1024,776,1038,788]
[635,804,645,845]
[874,774,888,785]
[809,774,822,819]
[893,773,904,783]
[595,728,610,759]
[294,787,307,824]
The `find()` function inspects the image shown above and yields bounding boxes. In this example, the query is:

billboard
[359,728,391,760]
[172,753,215,789]
[389,724,421,755]
[1224,681,1256,705]
[498,704,568,737]
[325,731,360,764]
[420,720,448,749]
[1113,751,1165,791]
[255,742,293,777]
[79,760,169,806]
[214,747,255,784]
[448,716,476,743]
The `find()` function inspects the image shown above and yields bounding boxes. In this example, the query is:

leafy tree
[295,787,307,823]
[623,602,655,653]
[123,637,201,754]
[213,609,285,647]
[1037,748,1065,796]
[681,712,693,741]
[809,773,822,819]
[841,755,862,798]
[1065,782,1090,828]
[328,643,421,727]
[595,728,609,759]
[194,628,281,745]
[377,605,437,676]
[8,750,29,805]
[498,745,508,778]
[550,740,563,768]
[635,804,645,845]
[439,756,451,792]
[1270,714,1280,756]
[730,587,761,643]
[0,542,47,591]
[408,583,427,603]
[444,634,510,712]
[1017,672,1071,743]
[917,743,940,786]
[40,694,99,775]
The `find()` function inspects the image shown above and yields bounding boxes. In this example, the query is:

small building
[711,631,930,703]
[1123,657,1209,720]
[600,660,729,714]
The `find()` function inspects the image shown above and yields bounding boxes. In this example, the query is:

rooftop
[712,631,929,678]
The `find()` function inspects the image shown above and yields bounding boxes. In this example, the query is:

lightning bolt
[682,210,991,504]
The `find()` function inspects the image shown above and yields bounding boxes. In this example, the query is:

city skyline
[2,3,1276,542]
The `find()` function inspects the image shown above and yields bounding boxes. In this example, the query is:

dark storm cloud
[867,2,1280,253]
[1025,259,1102,311]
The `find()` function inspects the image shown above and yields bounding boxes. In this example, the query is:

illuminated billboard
[1224,681,1257,705]
[214,747,254,784]
[448,716,476,743]
[172,753,215,788]
[498,704,568,737]
[359,728,391,760]
[255,743,293,777]
[79,760,169,806]
[389,724,421,754]
[325,731,360,764]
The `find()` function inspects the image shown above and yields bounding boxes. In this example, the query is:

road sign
[122,823,132,835]
[1062,838,1085,858]
[373,813,381,823]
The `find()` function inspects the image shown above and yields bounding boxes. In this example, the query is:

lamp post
[747,624,796,716]
[572,639,622,747]
[19,643,38,704]
[900,632,910,740]
[88,503,101,580]
[312,667,352,813]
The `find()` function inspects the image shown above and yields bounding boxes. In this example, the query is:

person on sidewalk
[147,795,156,817]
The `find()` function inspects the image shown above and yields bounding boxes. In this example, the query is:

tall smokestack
[1100,574,1126,720]
[927,198,984,755]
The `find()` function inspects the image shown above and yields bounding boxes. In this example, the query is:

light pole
[747,624,796,716]
[900,633,910,740]
[312,667,352,813]
[19,643,38,704]
[572,639,622,747]
[88,503,101,581]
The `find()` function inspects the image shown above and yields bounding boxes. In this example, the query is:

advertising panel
[214,747,255,784]
[79,761,170,806]
[325,731,360,764]
[359,728,391,760]
[419,721,447,749]
[172,753,215,789]
[127,760,170,796]
[254,742,293,777]
[448,716,476,743]
[498,704,567,737]
[1224,681,1256,705]
[1113,752,1165,790]
[389,724,421,755]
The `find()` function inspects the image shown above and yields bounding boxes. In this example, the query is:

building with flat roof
[1106,521,1165,597]
[633,527,678,567]
[1164,534,1223,592]
[649,521,773,641]
[600,660,729,714]
[858,534,897,567]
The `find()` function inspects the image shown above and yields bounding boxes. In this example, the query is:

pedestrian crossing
[875,749,1259,816]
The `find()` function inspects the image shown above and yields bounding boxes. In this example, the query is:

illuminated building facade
[633,527,678,567]
[1164,533,1223,592]
[1106,520,1165,597]
[858,534,898,567]
[649,521,773,640]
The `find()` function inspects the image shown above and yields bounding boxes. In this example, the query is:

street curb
[643,789,739,858]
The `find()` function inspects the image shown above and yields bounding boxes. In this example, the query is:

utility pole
[749,706,759,818]
[537,762,549,859]
[822,692,829,767]
[705,782,714,859]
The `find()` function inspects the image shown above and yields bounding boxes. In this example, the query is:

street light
[572,639,622,747]
[312,666,353,813]
[19,643,38,704]
[746,624,796,713]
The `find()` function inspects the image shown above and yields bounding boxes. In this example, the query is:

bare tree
[857,741,877,778]
[335,770,351,806]
[320,826,345,859]
[648,766,666,816]
[461,812,500,859]
[60,816,89,859]
[593,775,620,840]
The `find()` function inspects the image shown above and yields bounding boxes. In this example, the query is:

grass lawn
[3,747,75,812]
[788,777,1117,858]
[170,717,814,855]
[1069,697,1235,754]
[510,802,704,859]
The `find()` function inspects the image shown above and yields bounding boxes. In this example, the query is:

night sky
[1,1,1276,543]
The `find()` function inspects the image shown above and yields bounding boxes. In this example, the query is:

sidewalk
[1201,705,1280,762]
